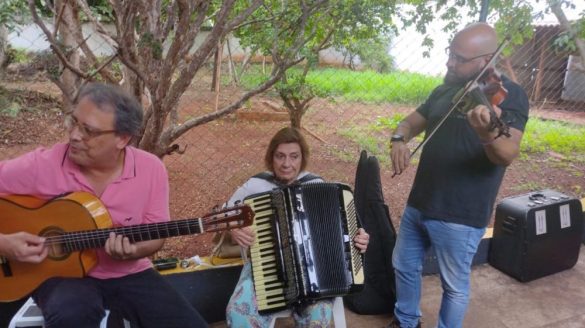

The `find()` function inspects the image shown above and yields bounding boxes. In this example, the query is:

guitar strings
[43,214,241,244]
[42,208,250,248]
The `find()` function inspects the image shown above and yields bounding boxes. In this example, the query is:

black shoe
[385,316,422,328]
[385,316,401,328]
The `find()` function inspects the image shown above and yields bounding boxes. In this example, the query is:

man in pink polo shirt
[0,83,207,327]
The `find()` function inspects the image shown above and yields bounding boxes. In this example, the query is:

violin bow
[407,35,511,160]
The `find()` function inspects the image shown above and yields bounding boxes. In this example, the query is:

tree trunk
[0,25,8,109]
[0,25,8,78]
[289,109,303,129]
[57,0,80,109]
[211,40,222,92]
[29,0,293,159]
[549,0,585,70]
[501,57,518,83]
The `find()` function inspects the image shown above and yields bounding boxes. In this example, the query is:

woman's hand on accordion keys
[353,228,369,254]
[230,227,256,247]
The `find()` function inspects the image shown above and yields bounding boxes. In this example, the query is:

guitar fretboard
[56,218,203,252]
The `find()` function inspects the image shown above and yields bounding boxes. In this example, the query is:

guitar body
[0,192,112,301]
[0,191,254,302]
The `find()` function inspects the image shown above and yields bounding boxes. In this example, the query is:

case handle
[528,193,545,201]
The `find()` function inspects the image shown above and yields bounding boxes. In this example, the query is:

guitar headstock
[203,204,254,233]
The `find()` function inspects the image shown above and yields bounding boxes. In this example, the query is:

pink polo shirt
[0,143,170,279]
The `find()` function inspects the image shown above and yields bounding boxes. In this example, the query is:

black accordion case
[489,189,583,282]
[343,150,396,315]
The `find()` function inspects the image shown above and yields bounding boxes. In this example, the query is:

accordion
[244,182,364,313]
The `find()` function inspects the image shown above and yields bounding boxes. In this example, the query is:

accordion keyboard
[245,193,288,311]
[344,189,364,286]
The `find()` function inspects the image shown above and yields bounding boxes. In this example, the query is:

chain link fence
[1,9,584,257]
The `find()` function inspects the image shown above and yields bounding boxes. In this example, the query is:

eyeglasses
[445,47,492,64]
[64,114,117,140]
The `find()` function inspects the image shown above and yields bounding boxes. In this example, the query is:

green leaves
[138,32,164,60]
[0,0,29,32]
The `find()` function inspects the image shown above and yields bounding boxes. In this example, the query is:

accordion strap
[252,172,322,188]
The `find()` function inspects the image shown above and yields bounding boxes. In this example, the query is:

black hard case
[489,189,583,282]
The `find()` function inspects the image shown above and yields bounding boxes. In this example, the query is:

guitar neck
[59,218,204,252]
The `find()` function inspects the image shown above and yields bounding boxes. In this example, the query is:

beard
[444,69,468,86]
[444,67,484,87]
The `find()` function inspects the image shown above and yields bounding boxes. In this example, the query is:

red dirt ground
[1,81,584,261]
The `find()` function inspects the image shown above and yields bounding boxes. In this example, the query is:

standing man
[0,83,207,327]
[388,23,529,328]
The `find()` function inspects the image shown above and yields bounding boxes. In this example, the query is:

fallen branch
[302,126,327,144]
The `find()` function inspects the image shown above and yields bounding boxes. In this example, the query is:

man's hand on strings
[105,232,139,260]
[0,232,48,263]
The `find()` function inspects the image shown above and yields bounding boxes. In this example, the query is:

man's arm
[0,232,48,263]
[467,104,523,166]
[390,111,427,175]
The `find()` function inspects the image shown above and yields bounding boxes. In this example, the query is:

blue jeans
[392,206,485,328]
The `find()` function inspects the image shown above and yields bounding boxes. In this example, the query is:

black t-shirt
[407,76,529,228]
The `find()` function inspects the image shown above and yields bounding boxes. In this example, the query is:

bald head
[444,23,499,84]
[451,22,498,57]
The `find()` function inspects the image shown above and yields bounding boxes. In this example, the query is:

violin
[406,36,512,161]
[453,67,511,138]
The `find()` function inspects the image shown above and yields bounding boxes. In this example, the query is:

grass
[304,68,442,104]
[239,66,442,105]
[510,181,548,192]
[0,87,23,117]
[339,112,424,165]
[7,47,31,64]
[0,86,60,117]
[340,113,585,165]
[241,65,584,164]
[521,119,585,161]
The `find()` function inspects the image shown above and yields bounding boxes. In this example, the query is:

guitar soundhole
[39,226,71,261]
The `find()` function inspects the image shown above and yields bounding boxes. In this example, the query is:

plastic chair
[9,297,130,328]
[268,296,346,328]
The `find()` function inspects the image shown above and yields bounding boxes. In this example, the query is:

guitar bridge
[1,256,13,277]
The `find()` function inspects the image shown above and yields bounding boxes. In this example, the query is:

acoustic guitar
[0,191,254,302]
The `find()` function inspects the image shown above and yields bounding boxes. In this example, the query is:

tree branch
[548,0,585,69]
[53,0,68,35]
[157,0,206,99]
[109,1,148,84]
[160,64,292,148]
[27,0,89,78]
[77,0,118,44]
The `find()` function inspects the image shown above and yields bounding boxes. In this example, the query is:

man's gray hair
[76,83,143,136]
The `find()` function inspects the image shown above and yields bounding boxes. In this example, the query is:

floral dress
[225,172,333,328]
